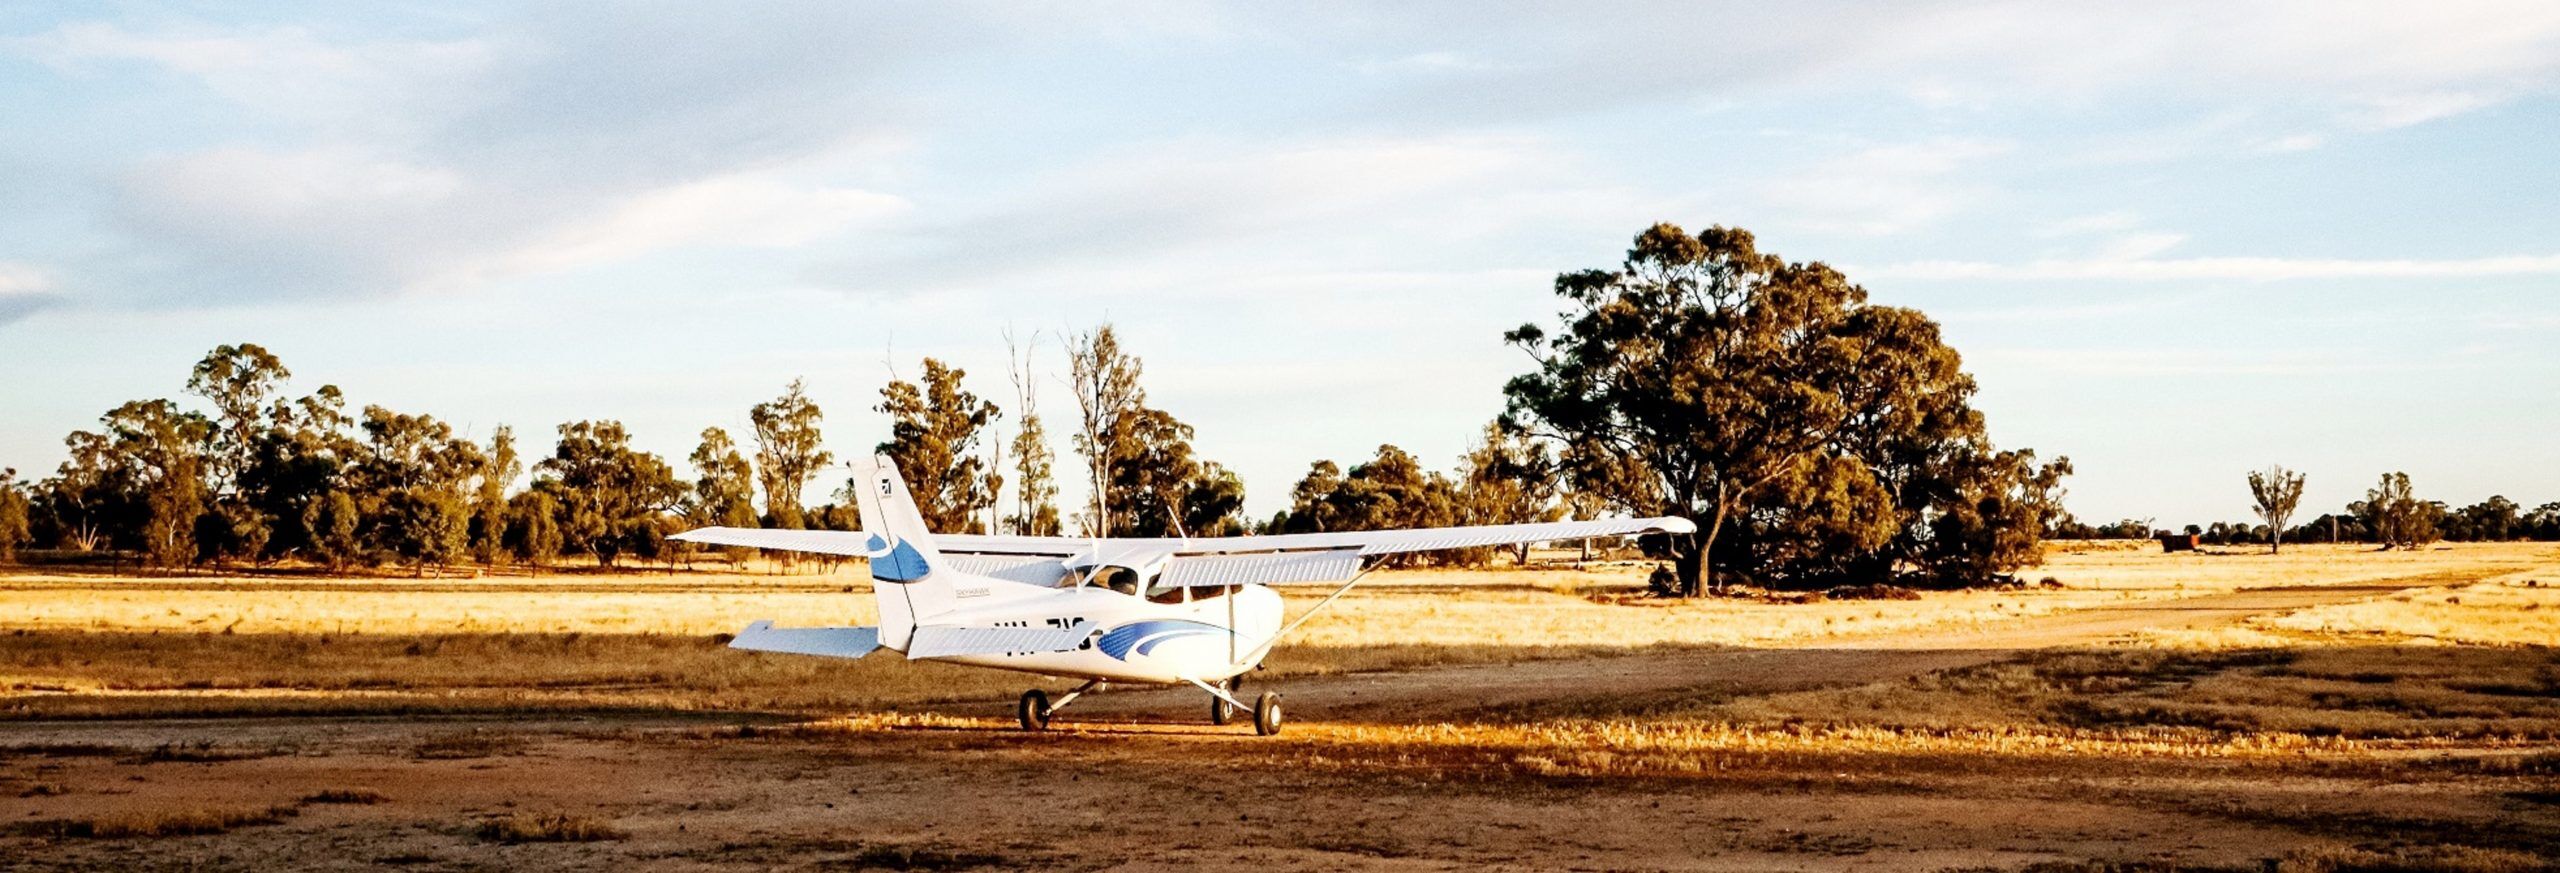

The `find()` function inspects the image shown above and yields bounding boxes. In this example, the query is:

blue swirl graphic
[1095,620,1232,660]
[870,538,930,583]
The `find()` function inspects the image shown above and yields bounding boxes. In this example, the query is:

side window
[1145,577,1188,605]
[1092,566,1141,597]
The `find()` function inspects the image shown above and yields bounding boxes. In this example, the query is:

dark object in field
[302,789,387,805]
[1823,584,1921,601]
[2158,534,2200,552]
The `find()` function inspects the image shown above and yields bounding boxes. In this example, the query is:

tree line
[0,223,2078,595]
[0,331,1562,574]
[2050,466,2560,550]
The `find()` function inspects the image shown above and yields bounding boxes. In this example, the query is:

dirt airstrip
[3,551,2557,871]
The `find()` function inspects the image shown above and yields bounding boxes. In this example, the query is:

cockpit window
[1087,566,1142,597]
[1144,576,1188,605]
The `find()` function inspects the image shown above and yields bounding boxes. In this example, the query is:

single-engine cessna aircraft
[672,455,1695,735]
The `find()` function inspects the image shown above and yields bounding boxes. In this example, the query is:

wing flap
[906,620,1096,659]
[727,620,882,659]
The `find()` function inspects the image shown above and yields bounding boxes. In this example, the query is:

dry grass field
[2,542,2555,871]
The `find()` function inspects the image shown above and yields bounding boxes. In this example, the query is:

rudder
[849,455,956,651]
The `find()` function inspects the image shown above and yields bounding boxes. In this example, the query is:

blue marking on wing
[863,533,889,553]
[1095,620,1233,660]
[870,538,930,583]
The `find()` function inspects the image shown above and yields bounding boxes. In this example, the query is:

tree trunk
[1675,546,1704,597]
[1689,499,1732,597]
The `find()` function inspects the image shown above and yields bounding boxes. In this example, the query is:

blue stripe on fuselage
[1095,619,1232,660]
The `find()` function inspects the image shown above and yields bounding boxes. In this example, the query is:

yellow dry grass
[9,541,2541,638]
[2260,576,2560,646]
[3,542,2553,723]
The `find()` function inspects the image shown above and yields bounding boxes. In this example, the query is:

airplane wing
[936,516,1698,558]
[940,516,1696,588]
[675,518,1695,588]
[671,527,888,557]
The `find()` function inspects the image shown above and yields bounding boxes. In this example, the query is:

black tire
[1252,691,1283,736]
[1209,679,1237,725]
[1017,689,1051,731]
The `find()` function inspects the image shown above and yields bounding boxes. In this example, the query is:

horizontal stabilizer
[907,620,1096,659]
[727,620,882,659]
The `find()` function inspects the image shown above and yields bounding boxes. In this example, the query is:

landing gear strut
[1191,675,1276,735]
[1208,675,1243,725]
[1018,679,1102,731]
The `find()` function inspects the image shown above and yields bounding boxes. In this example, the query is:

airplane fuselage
[922,581,1286,685]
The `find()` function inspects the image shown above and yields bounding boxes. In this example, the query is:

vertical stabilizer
[850,455,955,651]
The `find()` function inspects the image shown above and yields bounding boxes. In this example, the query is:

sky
[2,1,2557,527]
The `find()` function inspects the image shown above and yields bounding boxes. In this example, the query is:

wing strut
[1229,559,1379,672]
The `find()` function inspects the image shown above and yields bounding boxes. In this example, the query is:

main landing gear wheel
[1209,678,1238,725]
[1017,689,1052,731]
[1252,691,1284,737]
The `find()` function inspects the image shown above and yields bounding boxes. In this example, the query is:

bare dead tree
[2248,465,2307,554]
[1064,324,1143,538]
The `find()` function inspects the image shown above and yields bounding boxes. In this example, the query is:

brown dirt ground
[2,569,2553,871]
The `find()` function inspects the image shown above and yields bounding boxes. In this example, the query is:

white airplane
[672,455,1696,735]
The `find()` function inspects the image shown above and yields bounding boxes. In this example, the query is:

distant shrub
[301,789,387,805]
[473,811,625,843]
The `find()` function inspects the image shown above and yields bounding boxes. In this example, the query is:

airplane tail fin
[850,455,957,651]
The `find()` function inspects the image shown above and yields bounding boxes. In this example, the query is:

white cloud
[18,22,499,141]
[1357,51,1499,75]
[2092,233,2188,262]
[497,175,910,277]
[12,9,961,306]
[826,133,1664,292]
[2257,133,2326,153]
[2350,91,2505,130]
[1872,253,2560,282]
[1757,138,2013,236]
[0,263,58,325]
[1970,347,2413,377]
[0,263,48,296]
[2036,211,2144,237]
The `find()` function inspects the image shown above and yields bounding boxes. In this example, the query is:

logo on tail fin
[870,535,931,583]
